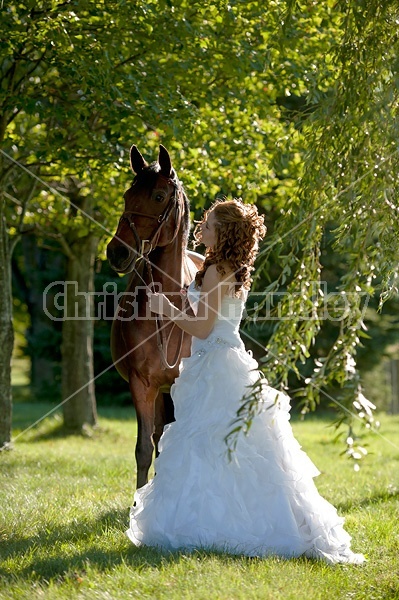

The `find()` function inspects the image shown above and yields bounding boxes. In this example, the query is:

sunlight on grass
[1,404,398,600]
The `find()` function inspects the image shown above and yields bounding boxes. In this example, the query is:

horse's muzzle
[107,244,136,273]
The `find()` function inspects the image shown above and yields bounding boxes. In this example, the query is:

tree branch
[114,52,144,69]
[33,224,76,260]
[12,51,47,94]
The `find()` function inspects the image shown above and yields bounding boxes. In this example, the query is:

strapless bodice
[187,281,246,354]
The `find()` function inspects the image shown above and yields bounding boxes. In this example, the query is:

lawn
[1,403,399,600]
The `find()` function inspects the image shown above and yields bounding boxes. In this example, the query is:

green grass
[1,404,399,600]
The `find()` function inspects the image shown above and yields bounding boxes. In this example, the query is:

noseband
[119,175,182,260]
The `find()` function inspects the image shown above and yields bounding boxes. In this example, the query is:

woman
[126,198,365,564]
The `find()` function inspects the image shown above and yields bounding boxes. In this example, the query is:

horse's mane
[133,161,190,247]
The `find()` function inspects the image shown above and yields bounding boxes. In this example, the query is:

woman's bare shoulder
[202,264,222,288]
[201,264,237,299]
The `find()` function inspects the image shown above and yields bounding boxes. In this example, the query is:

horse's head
[107,145,188,274]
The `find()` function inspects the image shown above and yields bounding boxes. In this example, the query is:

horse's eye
[154,194,165,203]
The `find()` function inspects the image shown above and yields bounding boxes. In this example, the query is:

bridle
[119,173,186,370]
[118,174,182,260]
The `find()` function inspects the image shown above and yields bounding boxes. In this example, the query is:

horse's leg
[153,390,165,458]
[129,376,159,489]
[153,390,175,457]
[163,391,175,425]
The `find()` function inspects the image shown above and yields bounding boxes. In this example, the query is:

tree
[230,0,399,465]
[0,193,13,449]
[2,0,398,462]
[1,0,300,438]
[0,161,39,448]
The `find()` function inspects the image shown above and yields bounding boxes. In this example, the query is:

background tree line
[1,0,399,458]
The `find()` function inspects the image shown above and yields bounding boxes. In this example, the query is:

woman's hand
[147,265,226,338]
[148,291,174,317]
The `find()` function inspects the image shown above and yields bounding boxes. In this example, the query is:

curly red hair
[193,198,266,294]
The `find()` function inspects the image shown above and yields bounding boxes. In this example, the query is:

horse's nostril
[107,245,130,266]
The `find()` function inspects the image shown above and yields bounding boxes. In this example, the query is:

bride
[126,198,365,565]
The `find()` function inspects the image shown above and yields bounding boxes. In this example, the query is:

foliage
[1,405,399,599]
[2,0,399,451]
[1,0,310,435]
[229,0,399,455]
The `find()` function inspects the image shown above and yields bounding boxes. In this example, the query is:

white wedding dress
[126,283,365,564]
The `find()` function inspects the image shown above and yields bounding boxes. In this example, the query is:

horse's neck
[138,242,188,291]
[125,238,198,293]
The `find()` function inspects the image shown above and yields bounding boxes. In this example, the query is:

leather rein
[119,174,186,370]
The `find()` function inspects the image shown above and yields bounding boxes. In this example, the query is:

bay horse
[107,144,203,489]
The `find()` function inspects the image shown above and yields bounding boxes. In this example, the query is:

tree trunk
[62,234,98,431]
[0,199,13,449]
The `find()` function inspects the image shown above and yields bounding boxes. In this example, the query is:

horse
[107,144,203,489]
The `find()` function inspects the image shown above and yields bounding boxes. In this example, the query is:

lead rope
[142,254,187,370]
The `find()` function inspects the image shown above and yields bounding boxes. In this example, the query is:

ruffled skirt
[126,341,365,564]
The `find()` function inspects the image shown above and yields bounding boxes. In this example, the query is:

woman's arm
[148,264,228,339]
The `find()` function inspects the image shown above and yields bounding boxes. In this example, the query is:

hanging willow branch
[227,0,399,467]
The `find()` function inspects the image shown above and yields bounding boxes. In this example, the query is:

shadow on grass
[0,507,174,582]
[0,506,326,585]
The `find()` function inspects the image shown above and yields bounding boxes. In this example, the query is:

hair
[193,198,267,294]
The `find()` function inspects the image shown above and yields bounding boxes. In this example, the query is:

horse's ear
[158,145,172,178]
[130,145,147,174]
